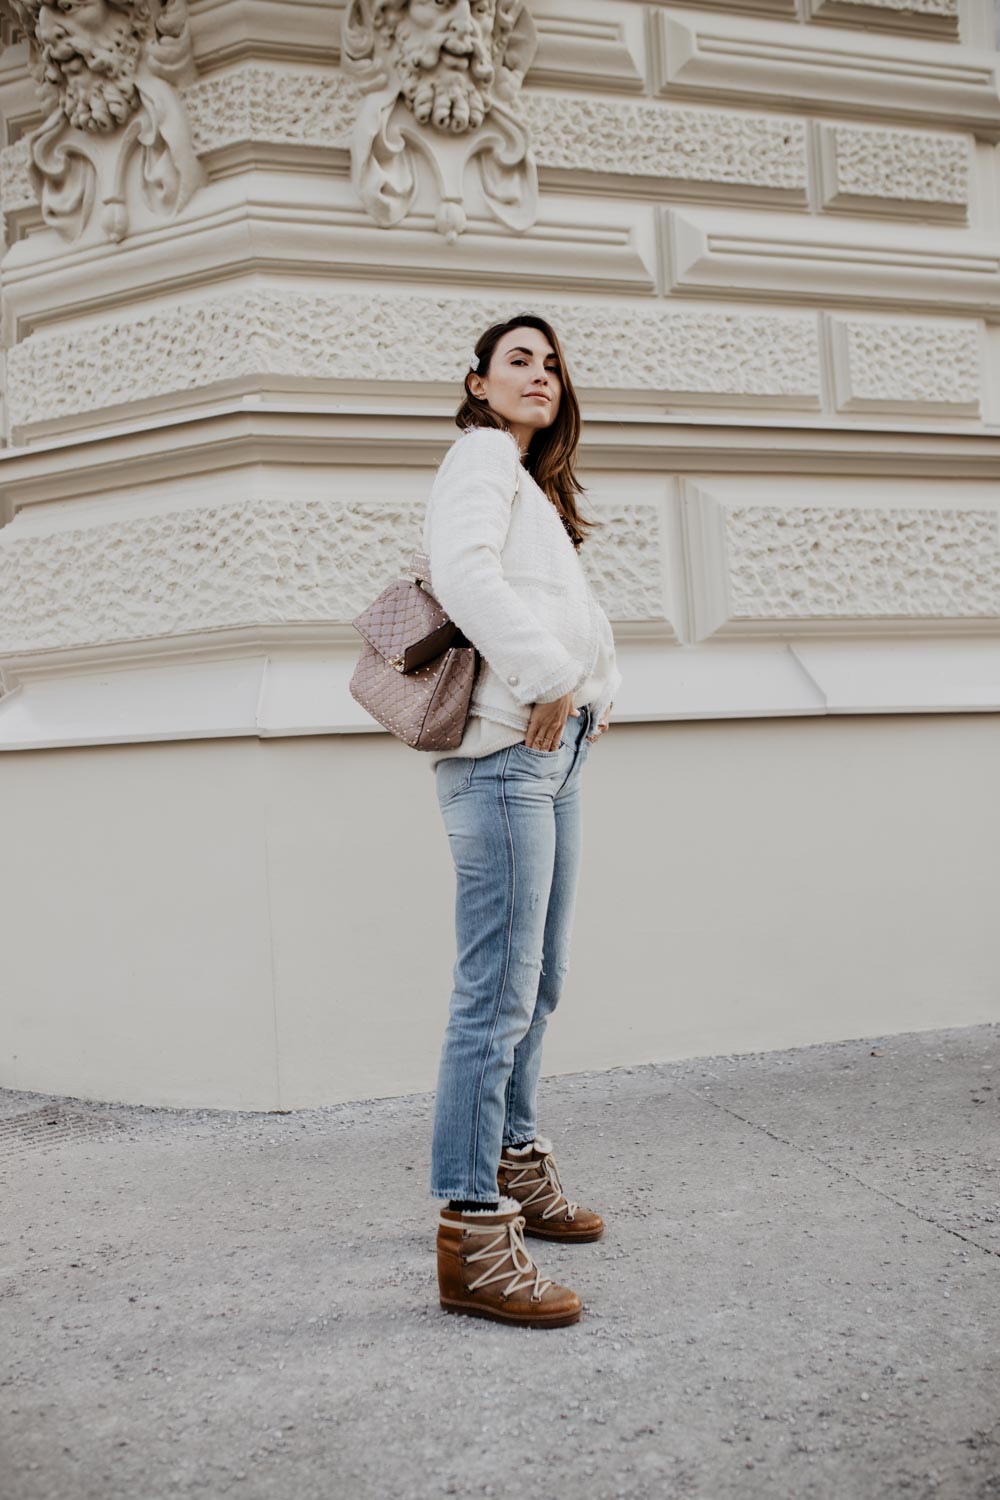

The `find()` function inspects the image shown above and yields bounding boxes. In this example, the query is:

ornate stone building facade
[0,0,998,1107]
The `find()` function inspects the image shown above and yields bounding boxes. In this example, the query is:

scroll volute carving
[342,0,538,242]
[1,0,205,243]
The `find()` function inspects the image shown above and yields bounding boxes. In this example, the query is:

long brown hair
[454,313,601,550]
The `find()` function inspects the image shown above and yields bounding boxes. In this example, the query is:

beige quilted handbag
[350,466,521,749]
[349,549,481,751]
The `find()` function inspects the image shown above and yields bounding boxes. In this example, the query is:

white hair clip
[469,353,480,372]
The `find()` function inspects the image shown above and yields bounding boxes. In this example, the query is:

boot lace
[464,1214,554,1301]
[504,1151,578,1222]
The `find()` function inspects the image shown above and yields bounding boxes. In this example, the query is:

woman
[421,313,621,1328]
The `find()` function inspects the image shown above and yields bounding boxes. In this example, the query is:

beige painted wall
[3,713,998,1110]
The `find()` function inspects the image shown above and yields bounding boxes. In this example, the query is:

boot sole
[439,1297,582,1328]
[522,1224,605,1243]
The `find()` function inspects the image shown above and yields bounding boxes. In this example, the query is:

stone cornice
[2,405,1000,515]
[651,11,1000,137]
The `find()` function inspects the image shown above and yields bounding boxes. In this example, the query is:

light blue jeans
[430,703,594,1201]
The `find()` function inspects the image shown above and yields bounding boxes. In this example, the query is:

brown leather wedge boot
[437,1197,582,1328]
[497,1136,605,1242]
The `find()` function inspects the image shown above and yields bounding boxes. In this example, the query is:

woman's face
[468,326,562,448]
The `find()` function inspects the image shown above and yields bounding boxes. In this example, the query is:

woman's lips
[525,393,550,402]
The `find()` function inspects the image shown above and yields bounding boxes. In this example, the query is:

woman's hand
[525,692,578,751]
[586,702,613,744]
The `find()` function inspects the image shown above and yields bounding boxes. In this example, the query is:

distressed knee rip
[513,952,570,979]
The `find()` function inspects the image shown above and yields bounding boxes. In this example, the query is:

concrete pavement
[3,1023,999,1500]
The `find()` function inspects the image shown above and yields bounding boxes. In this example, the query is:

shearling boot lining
[440,1195,522,1222]
[504,1135,553,1158]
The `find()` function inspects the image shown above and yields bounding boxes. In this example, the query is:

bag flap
[352,578,453,666]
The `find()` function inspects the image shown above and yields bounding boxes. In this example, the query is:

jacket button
[507,673,519,686]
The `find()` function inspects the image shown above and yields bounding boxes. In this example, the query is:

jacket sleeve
[426,428,580,706]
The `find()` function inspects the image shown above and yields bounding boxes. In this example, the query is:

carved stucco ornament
[2,0,204,243]
[342,0,538,242]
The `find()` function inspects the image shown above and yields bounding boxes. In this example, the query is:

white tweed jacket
[421,425,621,757]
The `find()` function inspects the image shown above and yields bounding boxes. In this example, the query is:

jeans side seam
[467,745,517,1196]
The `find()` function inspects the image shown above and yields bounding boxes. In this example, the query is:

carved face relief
[34,0,144,132]
[380,0,497,132]
[6,0,204,242]
[343,0,537,235]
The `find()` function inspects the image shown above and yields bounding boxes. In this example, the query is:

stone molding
[829,317,982,414]
[524,94,807,195]
[0,493,662,655]
[805,0,959,37]
[183,64,362,154]
[186,0,339,70]
[580,504,671,625]
[4,413,997,517]
[0,136,32,222]
[0,497,416,653]
[186,73,969,217]
[0,67,976,227]
[651,12,1000,135]
[0,186,660,336]
[673,0,797,14]
[4,290,824,430]
[3,484,999,695]
[815,122,969,220]
[5,484,998,659]
[528,2,647,92]
[683,484,1000,639]
[666,209,1000,315]
[8,289,992,434]
[725,504,999,620]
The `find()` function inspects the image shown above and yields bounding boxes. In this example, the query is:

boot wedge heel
[439,1296,581,1328]
[519,1220,604,1243]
